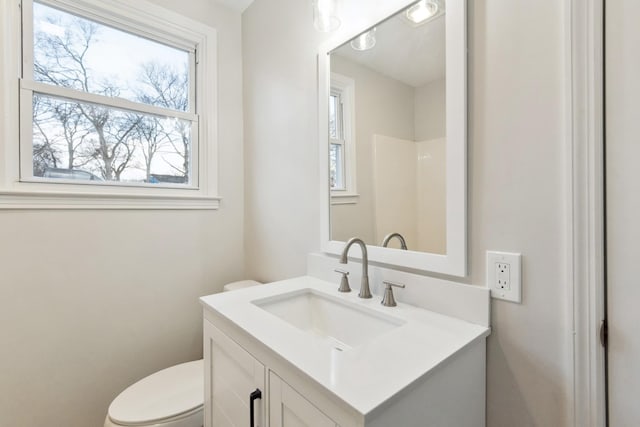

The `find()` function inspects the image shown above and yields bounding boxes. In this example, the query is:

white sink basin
[252,288,405,349]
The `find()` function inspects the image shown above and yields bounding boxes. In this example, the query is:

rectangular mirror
[319,0,467,276]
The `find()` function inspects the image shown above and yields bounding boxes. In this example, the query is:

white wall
[243,1,571,426]
[0,1,245,426]
[415,78,446,141]
[242,0,323,282]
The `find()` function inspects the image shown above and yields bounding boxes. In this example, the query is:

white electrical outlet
[487,251,522,303]
[496,262,510,289]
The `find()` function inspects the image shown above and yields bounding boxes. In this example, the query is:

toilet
[104,360,204,427]
[104,280,262,427]
[222,279,264,292]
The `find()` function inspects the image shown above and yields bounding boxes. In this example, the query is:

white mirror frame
[318,0,467,276]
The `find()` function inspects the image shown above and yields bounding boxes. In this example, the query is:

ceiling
[333,12,445,88]
[214,1,445,88]
[215,0,255,13]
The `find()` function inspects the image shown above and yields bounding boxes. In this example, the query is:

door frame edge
[567,0,607,425]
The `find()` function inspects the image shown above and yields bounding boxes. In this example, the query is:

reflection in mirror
[329,0,446,255]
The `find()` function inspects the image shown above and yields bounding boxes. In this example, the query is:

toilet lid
[108,359,204,425]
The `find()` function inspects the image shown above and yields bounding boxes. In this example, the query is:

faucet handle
[381,281,405,307]
[334,269,351,293]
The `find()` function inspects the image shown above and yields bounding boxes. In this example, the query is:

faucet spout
[339,237,372,299]
[381,232,408,250]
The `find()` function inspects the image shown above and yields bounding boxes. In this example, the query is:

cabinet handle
[249,388,262,427]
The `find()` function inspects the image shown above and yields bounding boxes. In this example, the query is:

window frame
[329,72,358,205]
[0,0,219,209]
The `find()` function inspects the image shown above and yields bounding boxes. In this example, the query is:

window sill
[0,189,221,210]
[330,192,359,205]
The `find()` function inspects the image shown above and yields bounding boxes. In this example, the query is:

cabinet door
[204,321,266,427]
[269,372,337,427]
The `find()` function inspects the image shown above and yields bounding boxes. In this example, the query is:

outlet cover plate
[487,251,522,303]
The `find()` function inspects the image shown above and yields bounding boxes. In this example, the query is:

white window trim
[0,0,220,209]
[329,72,358,205]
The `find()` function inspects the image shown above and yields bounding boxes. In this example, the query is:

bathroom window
[329,90,345,190]
[329,73,358,204]
[0,0,219,209]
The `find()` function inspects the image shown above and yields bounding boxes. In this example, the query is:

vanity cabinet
[204,320,338,427]
[201,276,490,427]
[203,317,485,427]
[269,372,337,427]
[204,321,266,427]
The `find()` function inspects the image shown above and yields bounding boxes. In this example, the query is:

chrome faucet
[381,232,408,250]
[339,237,372,299]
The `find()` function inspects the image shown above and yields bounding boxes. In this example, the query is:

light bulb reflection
[405,0,441,25]
[350,28,376,51]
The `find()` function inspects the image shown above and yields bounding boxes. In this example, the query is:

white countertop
[200,276,490,417]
